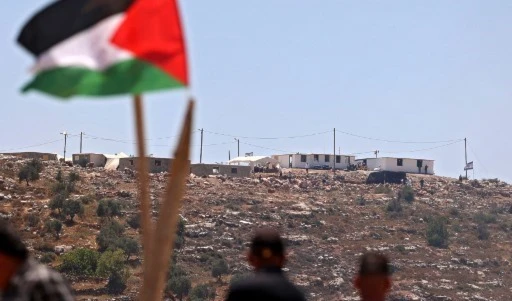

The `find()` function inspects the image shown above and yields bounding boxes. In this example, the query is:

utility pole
[199,128,204,163]
[374,150,379,158]
[60,131,68,162]
[464,138,468,179]
[234,138,240,157]
[80,132,84,153]
[333,128,336,172]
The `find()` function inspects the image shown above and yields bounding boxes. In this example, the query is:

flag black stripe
[18,0,135,57]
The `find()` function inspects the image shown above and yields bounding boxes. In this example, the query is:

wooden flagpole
[139,99,194,301]
[133,95,154,298]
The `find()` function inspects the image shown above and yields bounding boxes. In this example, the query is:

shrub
[190,284,216,301]
[35,242,55,252]
[78,158,89,168]
[400,186,415,203]
[18,159,42,186]
[96,221,125,252]
[80,194,95,205]
[68,171,80,183]
[62,199,84,222]
[97,199,122,220]
[355,196,366,206]
[211,258,229,280]
[374,185,392,195]
[96,249,129,295]
[474,212,497,224]
[230,273,251,286]
[426,216,449,248]
[127,214,140,229]
[40,252,57,264]
[174,217,186,249]
[449,207,460,217]
[386,198,403,213]
[60,248,100,276]
[394,245,407,254]
[55,170,64,183]
[45,220,63,240]
[117,237,140,260]
[167,274,191,301]
[49,192,67,215]
[26,213,40,228]
[477,224,490,240]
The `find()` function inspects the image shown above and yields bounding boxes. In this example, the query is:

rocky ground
[1,154,511,301]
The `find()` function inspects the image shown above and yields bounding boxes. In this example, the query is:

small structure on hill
[1,152,57,161]
[228,156,280,173]
[190,164,251,178]
[273,153,355,170]
[119,157,185,173]
[356,157,434,175]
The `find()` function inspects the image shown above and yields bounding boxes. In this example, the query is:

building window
[397,159,403,166]
[231,168,238,174]
[155,160,162,166]
[129,160,134,166]
[301,155,307,163]
[314,155,319,162]
[213,167,219,174]
[417,160,423,168]
[74,156,79,161]
[336,156,341,163]
[325,155,330,162]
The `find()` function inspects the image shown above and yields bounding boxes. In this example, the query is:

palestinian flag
[17,0,188,98]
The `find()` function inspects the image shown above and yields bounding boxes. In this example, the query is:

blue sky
[1,1,510,182]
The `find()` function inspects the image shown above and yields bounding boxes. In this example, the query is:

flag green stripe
[22,59,184,99]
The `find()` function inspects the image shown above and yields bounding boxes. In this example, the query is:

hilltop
[0,155,511,301]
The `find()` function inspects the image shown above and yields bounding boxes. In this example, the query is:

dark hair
[0,219,29,260]
[250,228,284,259]
[358,252,390,276]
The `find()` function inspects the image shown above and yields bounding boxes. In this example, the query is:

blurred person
[226,228,306,301]
[354,252,392,301]
[0,220,74,301]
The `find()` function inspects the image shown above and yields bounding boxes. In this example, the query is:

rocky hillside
[0,155,511,301]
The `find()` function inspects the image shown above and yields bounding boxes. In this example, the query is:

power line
[335,129,461,144]
[239,141,293,154]
[468,143,489,176]
[0,139,62,153]
[348,140,463,156]
[203,129,332,140]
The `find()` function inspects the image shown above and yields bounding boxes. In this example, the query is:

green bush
[355,196,366,206]
[60,248,100,276]
[400,186,415,203]
[45,220,63,240]
[474,212,497,224]
[49,193,67,215]
[18,159,42,186]
[40,252,57,264]
[62,199,84,222]
[230,273,251,286]
[127,214,140,229]
[97,199,122,219]
[386,198,403,213]
[426,216,449,248]
[117,237,140,260]
[26,213,40,228]
[167,266,191,301]
[190,284,216,301]
[211,258,229,280]
[477,224,490,240]
[80,194,95,205]
[97,249,129,295]
[449,207,460,217]
[69,171,80,183]
[96,221,125,252]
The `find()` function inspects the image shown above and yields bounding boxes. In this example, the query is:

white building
[356,157,434,175]
[272,153,356,170]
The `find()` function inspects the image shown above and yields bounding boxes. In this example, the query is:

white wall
[358,158,434,174]
[273,154,355,169]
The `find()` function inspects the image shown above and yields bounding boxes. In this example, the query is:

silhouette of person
[354,252,392,301]
[226,228,306,301]
[0,220,74,301]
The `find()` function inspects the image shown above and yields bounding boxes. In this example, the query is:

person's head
[0,220,28,290]
[354,252,391,301]
[247,228,285,270]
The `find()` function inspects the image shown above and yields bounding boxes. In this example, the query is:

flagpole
[140,99,194,301]
[133,95,153,292]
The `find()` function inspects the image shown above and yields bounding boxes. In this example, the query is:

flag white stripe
[32,14,132,73]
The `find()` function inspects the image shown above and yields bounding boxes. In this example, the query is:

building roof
[228,156,278,164]
[274,153,355,157]
[356,157,434,161]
